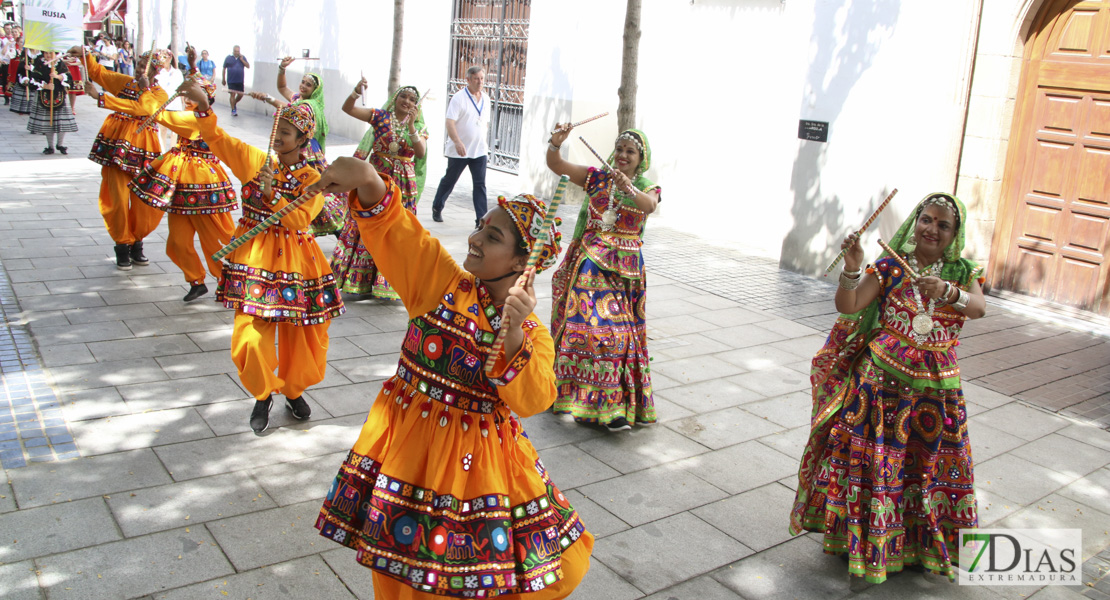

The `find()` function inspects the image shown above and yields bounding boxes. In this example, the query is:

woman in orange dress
[178,80,345,434]
[311,157,593,599]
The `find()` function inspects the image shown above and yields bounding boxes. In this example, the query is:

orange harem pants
[370,532,594,599]
[166,213,235,285]
[231,313,330,401]
[99,166,164,244]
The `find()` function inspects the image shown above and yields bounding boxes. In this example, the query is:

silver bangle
[839,271,861,290]
[953,289,970,311]
[548,142,561,152]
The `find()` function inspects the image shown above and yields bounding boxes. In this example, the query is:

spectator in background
[96,35,116,72]
[116,40,133,76]
[222,45,249,116]
[197,49,215,81]
[430,65,490,226]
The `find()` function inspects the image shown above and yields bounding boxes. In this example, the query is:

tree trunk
[136,0,145,52]
[169,0,183,68]
[617,0,641,132]
[387,0,404,97]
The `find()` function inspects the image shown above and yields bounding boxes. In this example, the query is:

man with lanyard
[430,65,490,227]
[222,45,249,116]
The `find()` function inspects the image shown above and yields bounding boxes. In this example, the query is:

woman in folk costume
[789,193,986,583]
[250,56,348,236]
[329,79,428,298]
[8,47,35,115]
[545,126,660,432]
[129,53,237,303]
[312,157,592,599]
[25,51,77,154]
[178,80,345,434]
[71,45,167,271]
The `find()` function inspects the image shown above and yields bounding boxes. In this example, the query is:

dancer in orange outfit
[130,50,237,302]
[311,157,592,599]
[179,80,345,433]
[70,45,166,271]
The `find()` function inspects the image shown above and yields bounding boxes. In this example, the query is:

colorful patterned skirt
[328,215,398,299]
[789,328,976,583]
[550,244,655,425]
[9,83,33,114]
[129,137,237,215]
[303,139,349,236]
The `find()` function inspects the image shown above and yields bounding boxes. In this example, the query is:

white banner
[22,0,84,52]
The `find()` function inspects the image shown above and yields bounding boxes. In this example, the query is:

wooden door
[991,0,1110,315]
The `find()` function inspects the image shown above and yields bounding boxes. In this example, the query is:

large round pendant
[388,141,400,153]
[912,314,935,336]
[601,209,618,228]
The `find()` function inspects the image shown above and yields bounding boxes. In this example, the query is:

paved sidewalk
[0,98,1108,599]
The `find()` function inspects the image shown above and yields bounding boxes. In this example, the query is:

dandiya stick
[143,39,157,80]
[264,111,282,204]
[823,188,899,276]
[211,190,317,262]
[876,239,919,279]
[578,136,642,193]
[554,112,607,133]
[482,175,570,376]
[359,70,365,107]
[138,91,180,131]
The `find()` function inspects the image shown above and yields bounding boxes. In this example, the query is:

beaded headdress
[280,103,317,140]
[396,85,420,102]
[608,129,651,178]
[139,50,165,70]
[185,71,216,104]
[497,194,563,274]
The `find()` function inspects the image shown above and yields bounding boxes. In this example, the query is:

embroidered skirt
[130,138,237,215]
[27,93,77,134]
[303,139,349,236]
[89,112,162,175]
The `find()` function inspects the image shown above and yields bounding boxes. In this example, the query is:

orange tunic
[316,184,591,597]
[190,109,344,324]
[84,56,165,175]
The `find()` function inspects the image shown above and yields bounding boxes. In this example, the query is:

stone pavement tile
[1027,587,1089,600]
[8,448,171,508]
[651,356,746,386]
[1058,423,1110,453]
[714,344,805,371]
[675,440,797,495]
[328,318,388,339]
[648,333,733,361]
[251,452,346,507]
[684,294,741,311]
[206,499,328,571]
[538,444,622,490]
[975,487,1023,527]
[39,343,95,367]
[120,374,248,412]
[99,286,190,306]
[305,364,355,389]
[329,354,399,383]
[665,407,784,450]
[578,463,727,527]
[70,408,215,456]
[0,497,120,563]
[565,489,631,539]
[20,291,106,311]
[710,536,848,600]
[277,414,366,459]
[86,333,202,361]
[0,561,42,600]
[7,266,84,283]
[63,302,164,325]
[751,318,823,339]
[44,277,136,294]
[108,471,278,537]
[574,558,644,600]
[654,379,764,414]
[155,428,313,481]
[306,381,381,418]
[699,324,787,351]
[0,246,70,259]
[726,366,810,398]
[185,328,232,352]
[651,394,695,423]
[975,454,1081,506]
[646,314,719,337]
[321,548,375,600]
[46,357,169,391]
[756,425,810,462]
[58,387,130,422]
[649,285,705,302]
[124,313,227,337]
[0,467,15,514]
[359,312,412,333]
[699,306,770,328]
[154,555,357,600]
[16,309,69,327]
[643,576,744,600]
[154,351,240,380]
[741,390,812,429]
[647,298,710,319]
[972,403,1071,441]
[33,527,234,600]
[1056,466,1110,512]
[154,299,229,315]
[995,493,1110,559]
[850,570,1015,599]
[692,482,797,552]
[12,282,50,298]
[195,396,332,436]
[592,512,753,595]
[127,273,187,290]
[325,336,370,360]
[965,421,1026,462]
[577,424,710,474]
[31,320,134,346]
[766,334,827,359]
[519,411,606,450]
[1012,433,1110,478]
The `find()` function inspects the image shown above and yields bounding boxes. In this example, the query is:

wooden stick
[359,70,365,107]
[137,91,180,131]
[554,112,607,134]
[823,188,899,276]
[211,190,317,262]
[143,39,156,80]
[483,176,570,377]
[578,136,642,193]
[876,239,919,279]
[278,57,320,61]
[264,111,282,204]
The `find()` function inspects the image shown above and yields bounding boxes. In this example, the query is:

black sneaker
[42,147,54,155]
[129,240,150,266]
[606,417,632,432]
[432,209,443,223]
[183,283,208,302]
[113,243,132,271]
[285,396,311,420]
[56,145,67,155]
[250,396,273,433]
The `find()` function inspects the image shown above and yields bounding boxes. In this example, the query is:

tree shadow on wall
[252,0,294,88]
[780,0,901,275]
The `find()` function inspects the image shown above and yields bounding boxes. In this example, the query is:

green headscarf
[294,73,328,151]
[841,192,980,350]
[572,128,658,241]
[354,85,428,201]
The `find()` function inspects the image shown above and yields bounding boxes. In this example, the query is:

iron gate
[447,0,530,173]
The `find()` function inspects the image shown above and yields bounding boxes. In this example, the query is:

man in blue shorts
[222,45,250,116]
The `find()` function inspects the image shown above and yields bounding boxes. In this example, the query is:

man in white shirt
[430,66,490,226]
[155,49,185,152]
